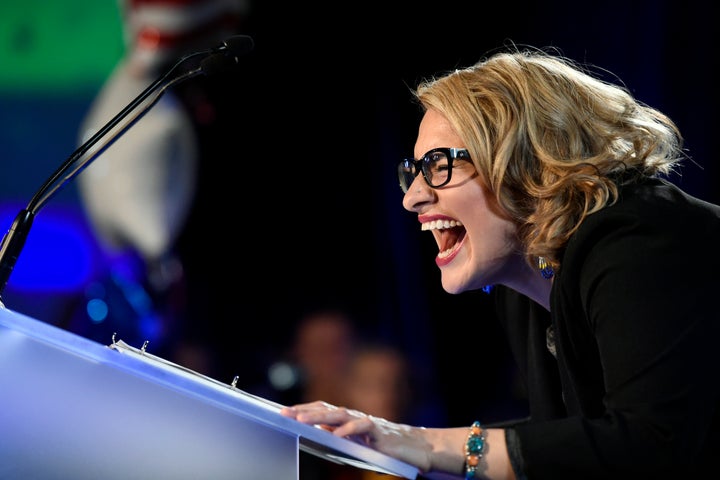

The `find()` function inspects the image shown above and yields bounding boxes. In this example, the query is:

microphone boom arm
[0,35,254,306]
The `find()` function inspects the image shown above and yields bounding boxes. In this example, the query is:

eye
[427,151,450,172]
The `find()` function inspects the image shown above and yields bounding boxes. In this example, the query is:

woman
[280,46,720,479]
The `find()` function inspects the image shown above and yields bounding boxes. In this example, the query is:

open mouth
[421,219,466,258]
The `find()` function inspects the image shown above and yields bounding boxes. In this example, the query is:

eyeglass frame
[398,147,472,193]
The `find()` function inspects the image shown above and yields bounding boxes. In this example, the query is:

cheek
[464,205,518,253]
[451,180,518,249]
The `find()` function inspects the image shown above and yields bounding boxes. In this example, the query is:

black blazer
[495,177,720,479]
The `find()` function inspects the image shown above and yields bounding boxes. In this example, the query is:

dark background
[0,0,716,428]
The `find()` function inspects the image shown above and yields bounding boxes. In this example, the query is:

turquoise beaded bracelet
[464,421,486,479]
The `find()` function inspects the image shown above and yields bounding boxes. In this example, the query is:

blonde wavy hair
[414,46,685,272]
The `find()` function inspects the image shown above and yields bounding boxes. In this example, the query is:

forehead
[415,109,464,157]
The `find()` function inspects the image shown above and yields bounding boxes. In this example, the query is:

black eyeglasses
[398,147,472,193]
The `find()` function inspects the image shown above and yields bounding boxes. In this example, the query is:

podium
[0,307,419,479]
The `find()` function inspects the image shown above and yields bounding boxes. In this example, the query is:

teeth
[437,244,459,259]
[421,219,463,231]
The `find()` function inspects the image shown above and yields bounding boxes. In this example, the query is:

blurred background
[0,0,716,430]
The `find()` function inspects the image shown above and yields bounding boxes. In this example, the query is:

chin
[440,277,469,295]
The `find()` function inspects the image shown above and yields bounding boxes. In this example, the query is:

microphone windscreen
[199,53,241,76]
[222,35,255,56]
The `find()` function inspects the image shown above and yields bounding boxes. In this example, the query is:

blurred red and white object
[124,0,251,76]
[77,0,249,264]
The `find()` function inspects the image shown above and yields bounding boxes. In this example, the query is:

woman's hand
[280,400,462,475]
[280,401,434,471]
[281,401,515,480]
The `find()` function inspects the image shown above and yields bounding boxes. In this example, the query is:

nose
[402,175,435,212]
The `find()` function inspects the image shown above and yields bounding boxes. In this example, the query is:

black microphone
[175,35,255,75]
[0,35,255,306]
[215,35,255,57]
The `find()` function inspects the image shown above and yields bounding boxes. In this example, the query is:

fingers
[279,402,375,439]
[280,402,427,472]
[331,414,375,439]
[280,400,330,418]
[298,405,364,426]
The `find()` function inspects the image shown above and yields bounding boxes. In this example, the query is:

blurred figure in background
[64,0,251,372]
[264,306,358,479]
[267,306,358,407]
[343,341,420,480]
[345,342,412,423]
[265,306,435,479]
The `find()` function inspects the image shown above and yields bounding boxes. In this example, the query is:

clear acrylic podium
[0,307,419,479]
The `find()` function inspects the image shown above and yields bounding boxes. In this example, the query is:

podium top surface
[0,306,419,480]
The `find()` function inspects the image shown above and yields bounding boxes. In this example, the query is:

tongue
[439,227,464,252]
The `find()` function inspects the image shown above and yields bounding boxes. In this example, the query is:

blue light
[0,202,101,293]
[86,298,109,323]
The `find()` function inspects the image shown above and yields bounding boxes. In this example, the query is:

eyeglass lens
[398,149,452,193]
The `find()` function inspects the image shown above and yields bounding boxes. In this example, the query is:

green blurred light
[0,0,125,93]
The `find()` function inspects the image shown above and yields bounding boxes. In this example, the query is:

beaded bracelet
[464,421,486,479]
